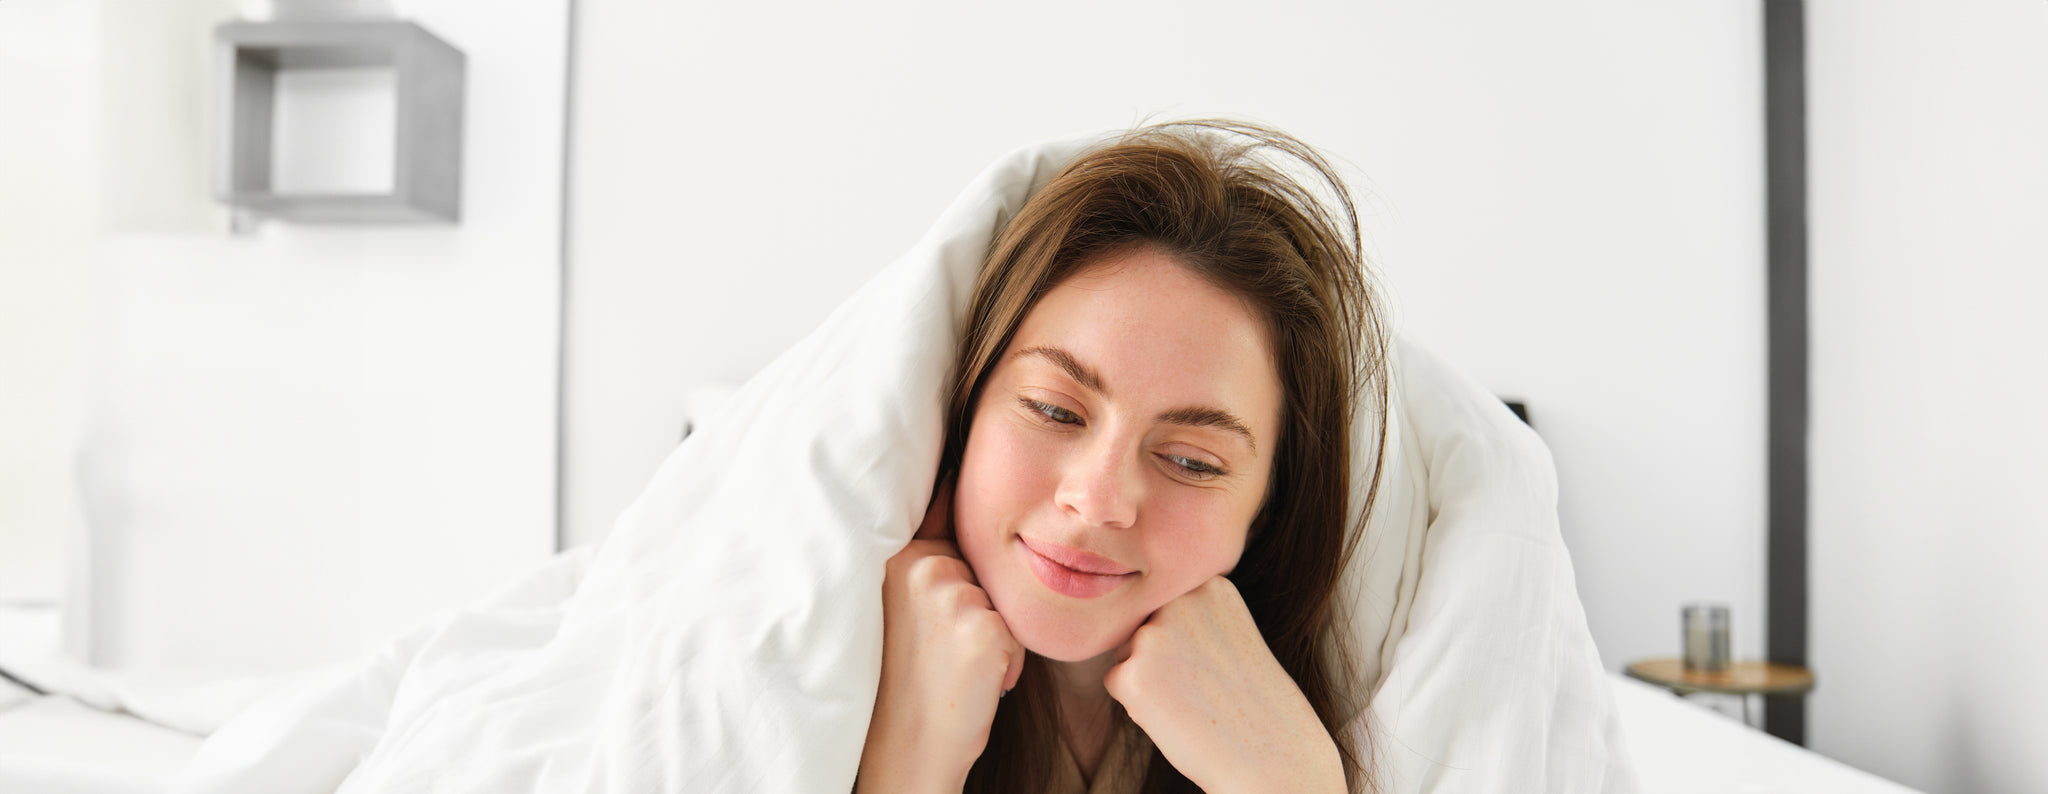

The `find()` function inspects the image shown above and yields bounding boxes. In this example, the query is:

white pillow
[1343,336,1638,791]
[177,129,1635,793]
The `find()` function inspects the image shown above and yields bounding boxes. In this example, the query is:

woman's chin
[1009,613,1133,663]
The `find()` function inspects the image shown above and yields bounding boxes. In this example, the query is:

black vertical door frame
[1764,0,1810,746]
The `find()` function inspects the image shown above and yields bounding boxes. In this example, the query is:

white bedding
[1609,676,1922,794]
[1,674,1928,793]
[0,603,313,794]
[163,129,1637,792]
[0,695,202,794]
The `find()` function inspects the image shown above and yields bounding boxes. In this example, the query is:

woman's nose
[1053,438,1140,529]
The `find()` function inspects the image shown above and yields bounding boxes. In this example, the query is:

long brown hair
[940,120,1390,793]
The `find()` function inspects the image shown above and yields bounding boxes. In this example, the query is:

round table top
[1625,657,1816,696]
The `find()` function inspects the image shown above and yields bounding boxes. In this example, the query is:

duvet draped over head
[175,129,1636,794]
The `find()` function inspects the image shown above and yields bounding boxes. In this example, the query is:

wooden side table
[1624,657,1815,729]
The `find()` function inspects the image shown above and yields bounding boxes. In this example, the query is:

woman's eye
[1021,398,1082,426]
[1164,454,1224,480]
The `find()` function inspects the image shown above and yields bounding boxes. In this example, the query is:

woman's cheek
[952,415,1040,570]
[1142,497,1252,588]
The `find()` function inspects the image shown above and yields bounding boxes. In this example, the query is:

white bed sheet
[0,694,201,794]
[1609,674,1922,794]
[0,602,315,794]
[0,673,1925,794]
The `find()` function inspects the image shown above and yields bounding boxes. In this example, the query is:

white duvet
[176,132,1636,793]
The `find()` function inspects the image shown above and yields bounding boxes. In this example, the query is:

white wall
[0,0,99,607]
[0,0,568,674]
[1808,1,2048,792]
[567,0,1768,690]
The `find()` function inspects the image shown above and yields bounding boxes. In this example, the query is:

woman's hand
[1103,576,1346,794]
[856,485,1027,794]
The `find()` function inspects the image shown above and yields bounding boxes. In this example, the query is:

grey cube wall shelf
[214,19,464,223]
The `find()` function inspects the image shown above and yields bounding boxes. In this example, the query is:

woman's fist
[1103,576,1344,793]
[857,486,1026,794]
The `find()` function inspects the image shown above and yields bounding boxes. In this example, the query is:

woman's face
[954,246,1283,663]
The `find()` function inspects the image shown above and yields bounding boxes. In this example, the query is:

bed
[0,130,1927,793]
[0,603,200,794]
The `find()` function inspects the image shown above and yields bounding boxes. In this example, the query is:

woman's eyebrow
[1013,345,1257,453]
[1156,406,1258,453]
[1015,346,1106,395]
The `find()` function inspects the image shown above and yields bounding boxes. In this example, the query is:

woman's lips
[1018,536,1134,599]
[1021,537,1135,574]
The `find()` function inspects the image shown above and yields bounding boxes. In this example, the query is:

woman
[859,120,1389,794]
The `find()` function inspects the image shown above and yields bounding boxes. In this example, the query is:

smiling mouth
[1018,536,1134,599]
[1019,536,1134,575]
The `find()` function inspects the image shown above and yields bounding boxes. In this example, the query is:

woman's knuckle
[885,550,914,578]
[1114,667,1145,699]
[959,610,994,638]
[971,615,1013,650]
[906,555,950,590]
[939,582,976,612]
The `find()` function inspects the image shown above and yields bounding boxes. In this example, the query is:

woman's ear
[914,475,956,541]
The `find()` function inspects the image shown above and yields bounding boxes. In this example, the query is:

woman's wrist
[1208,726,1344,794]
[856,707,973,794]
[853,760,964,794]
[1284,726,1348,794]
[854,760,967,793]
